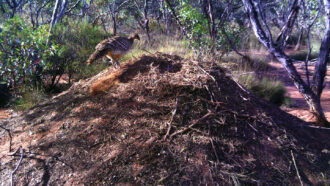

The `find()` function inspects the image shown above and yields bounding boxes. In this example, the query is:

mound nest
[0,53,329,185]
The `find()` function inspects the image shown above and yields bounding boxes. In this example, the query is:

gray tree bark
[55,0,68,24]
[47,0,61,44]
[312,0,330,98]
[242,0,329,127]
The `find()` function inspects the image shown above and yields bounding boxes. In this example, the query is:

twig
[11,147,24,186]
[65,0,81,14]
[169,111,214,140]
[210,139,220,163]
[0,124,12,152]
[163,98,178,141]
[8,147,21,156]
[192,60,222,93]
[290,150,303,186]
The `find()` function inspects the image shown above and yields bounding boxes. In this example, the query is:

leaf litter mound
[0,53,329,185]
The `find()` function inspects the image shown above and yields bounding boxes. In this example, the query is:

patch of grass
[122,34,194,61]
[238,74,289,106]
[221,52,272,72]
[11,87,48,111]
[75,63,109,80]
[288,50,319,61]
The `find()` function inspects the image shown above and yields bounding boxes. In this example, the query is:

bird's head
[130,33,140,41]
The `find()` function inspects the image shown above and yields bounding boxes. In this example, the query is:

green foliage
[177,0,243,54]
[12,86,47,110]
[238,74,289,106]
[51,19,108,81]
[288,50,319,61]
[177,0,210,50]
[0,16,57,90]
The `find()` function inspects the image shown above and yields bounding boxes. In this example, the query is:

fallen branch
[11,147,24,186]
[163,98,179,141]
[291,150,303,186]
[0,124,12,152]
[210,139,220,163]
[169,111,214,140]
[192,60,222,94]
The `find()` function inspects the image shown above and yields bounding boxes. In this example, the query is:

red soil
[268,61,330,123]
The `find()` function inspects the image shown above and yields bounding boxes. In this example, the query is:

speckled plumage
[87,34,140,67]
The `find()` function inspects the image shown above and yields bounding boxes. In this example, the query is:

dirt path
[268,61,330,123]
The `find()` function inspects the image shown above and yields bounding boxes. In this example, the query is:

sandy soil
[0,109,11,120]
[268,61,330,123]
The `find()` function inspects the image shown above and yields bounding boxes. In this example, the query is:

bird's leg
[114,58,121,67]
[105,55,114,65]
[106,54,120,68]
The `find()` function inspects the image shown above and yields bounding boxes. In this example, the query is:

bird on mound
[87,33,140,67]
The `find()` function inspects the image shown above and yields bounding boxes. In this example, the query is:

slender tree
[242,0,329,126]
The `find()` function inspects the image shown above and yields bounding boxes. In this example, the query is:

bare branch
[10,147,24,186]
[164,0,190,40]
[290,150,304,186]
[169,111,214,140]
[275,0,300,47]
[163,97,179,141]
[65,0,81,14]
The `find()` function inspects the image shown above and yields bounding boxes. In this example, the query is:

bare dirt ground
[267,61,330,123]
[0,109,12,121]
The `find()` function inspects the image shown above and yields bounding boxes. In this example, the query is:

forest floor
[0,53,328,185]
[268,61,330,123]
[0,52,329,124]
[244,48,330,123]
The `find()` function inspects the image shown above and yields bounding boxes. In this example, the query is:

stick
[210,139,219,163]
[169,112,214,140]
[0,124,12,152]
[290,150,303,186]
[11,147,24,186]
[163,98,178,141]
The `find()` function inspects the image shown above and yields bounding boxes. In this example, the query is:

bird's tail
[87,50,106,65]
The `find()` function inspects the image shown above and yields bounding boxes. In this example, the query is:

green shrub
[12,86,48,110]
[288,50,319,61]
[0,16,57,91]
[51,19,109,81]
[238,74,289,106]
[221,53,271,72]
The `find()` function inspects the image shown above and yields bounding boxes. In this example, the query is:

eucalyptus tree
[2,0,25,18]
[242,0,330,126]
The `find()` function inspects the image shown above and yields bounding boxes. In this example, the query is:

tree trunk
[111,0,117,35]
[47,0,61,44]
[55,0,68,24]
[164,0,190,39]
[112,13,117,35]
[294,28,303,51]
[242,0,329,127]
[275,0,300,49]
[312,0,330,98]
[144,0,151,42]
[204,0,216,53]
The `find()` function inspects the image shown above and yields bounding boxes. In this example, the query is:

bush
[0,16,57,91]
[288,50,319,61]
[50,20,109,82]
[238,74,289,106]
[11,86,48,110]
[221,53,272,72]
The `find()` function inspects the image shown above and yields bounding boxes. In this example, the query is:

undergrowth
[11,87,48,111]
[238,74,290,106]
